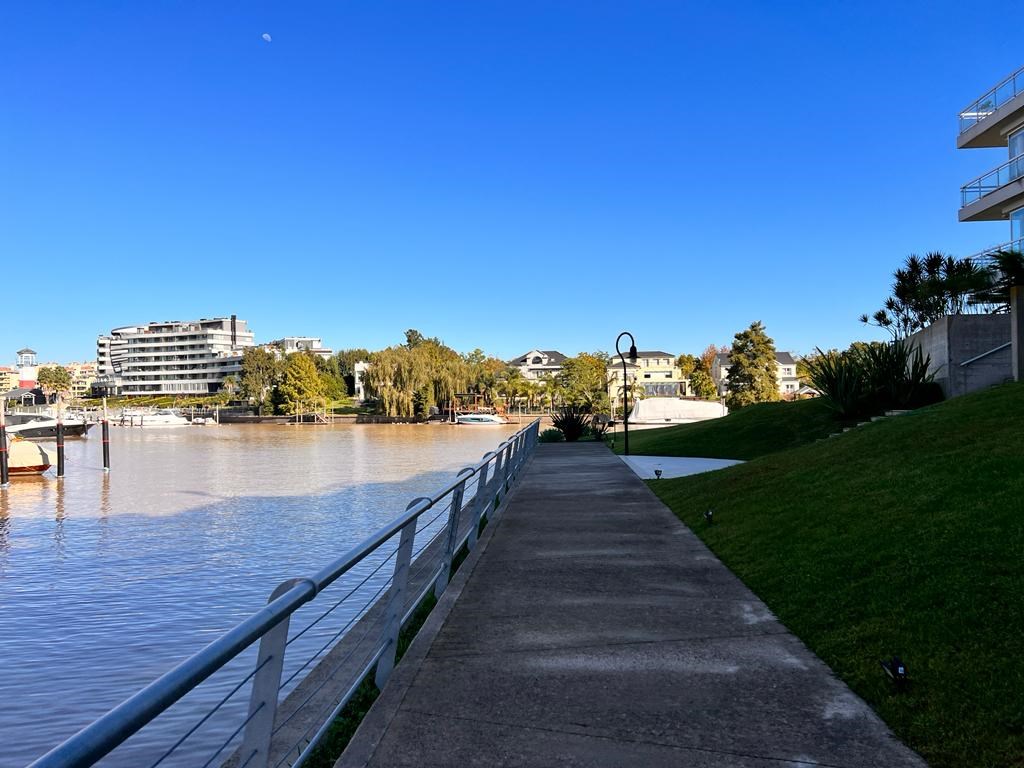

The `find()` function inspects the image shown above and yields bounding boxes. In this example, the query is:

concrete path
[619,454,743,479]
[340,443,926,768]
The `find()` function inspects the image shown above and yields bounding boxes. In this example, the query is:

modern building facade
[0,366,19,393]
[712,352,800,397]
[958,65,1024,259]
[508,350,567,380]
[94,316,255,396]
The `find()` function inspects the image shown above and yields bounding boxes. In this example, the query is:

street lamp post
[616,331,638,455]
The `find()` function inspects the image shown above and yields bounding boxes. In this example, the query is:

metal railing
[27,419,541,768]
[966,236,1024,264]
[960,153,1024,206]
[959,65,1024,133]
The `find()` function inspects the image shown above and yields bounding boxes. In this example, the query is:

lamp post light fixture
[616,331,638,455]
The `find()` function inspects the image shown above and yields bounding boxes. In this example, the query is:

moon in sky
[261,33,272,43]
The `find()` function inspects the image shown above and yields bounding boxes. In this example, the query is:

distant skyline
[1,1,1020,363]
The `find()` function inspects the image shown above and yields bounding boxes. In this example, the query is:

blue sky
[1,1,1019,363]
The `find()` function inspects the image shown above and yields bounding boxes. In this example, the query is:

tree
[676,354,699,381]
[974,249,1024,311]
[688,368,718,399]
[725,322,779,409]
[37,366,72,403]
[278,353,326,415]
[558,352,610,412]
[311,354,347,401]
[860,252,990,339]
[240,347,282,415]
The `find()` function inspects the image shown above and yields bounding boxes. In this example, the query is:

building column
[1012,286,1024,382]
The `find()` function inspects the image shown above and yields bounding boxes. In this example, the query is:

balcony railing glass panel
[959,66,1024,134]
[960,153,1024,206]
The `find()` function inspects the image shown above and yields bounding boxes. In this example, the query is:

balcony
[959,154,1024,221]
[967,236,1024,264]
[958,65,1024,149]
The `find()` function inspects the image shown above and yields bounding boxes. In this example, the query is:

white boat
[121,409,191,427]
[456,413,508,425]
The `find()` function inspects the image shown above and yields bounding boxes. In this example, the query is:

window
[643,373,651,379]
[1012,207,1024,243]
[531,356,542,364]
[665,373,671,379]
[1011,128,1024,160]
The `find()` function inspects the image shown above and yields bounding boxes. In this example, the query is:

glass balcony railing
[959,65,1024,134]
[960,153,1024,206]
[967,236,1024,264]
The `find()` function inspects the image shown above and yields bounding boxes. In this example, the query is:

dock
[339,443,925,767]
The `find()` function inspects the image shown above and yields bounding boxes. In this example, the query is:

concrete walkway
[340,443,926,768]
[618,454,743,479]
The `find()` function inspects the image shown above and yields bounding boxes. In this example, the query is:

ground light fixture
[704,508,714,525]
[881,655,908,688]
[616,331,638,455]
[654,469,663,479]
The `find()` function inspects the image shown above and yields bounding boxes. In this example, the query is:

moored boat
[5,416,93,440]
[120,409,191,427]
[5,437,52,476]
[456,413,508,425]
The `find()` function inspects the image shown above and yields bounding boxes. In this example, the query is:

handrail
[27,419,541,768]
[959,64,1024,134]
[959,342,1012,367]
[960,152,1024,206]
[966,236,1024,264]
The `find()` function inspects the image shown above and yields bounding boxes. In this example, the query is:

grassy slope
[615,397,838,460]
[648,383,1024,768]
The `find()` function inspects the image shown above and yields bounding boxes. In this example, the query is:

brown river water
[0,422,521,767]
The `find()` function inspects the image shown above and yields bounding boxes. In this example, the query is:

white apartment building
[95,316,255,396]
[713,351,801,397]
[508,350,567,380]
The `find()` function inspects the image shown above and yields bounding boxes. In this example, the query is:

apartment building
[606,351,686,414]
[508,350,567,380]
[958,65,1024,258]
[94,316,255,396]
[0,366,19,393]
[65,362,98,400]
[712,352,800,397]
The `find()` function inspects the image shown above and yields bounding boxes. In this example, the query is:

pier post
[0,398,9,488]
[101,398,110,472]
[56,398,65,479]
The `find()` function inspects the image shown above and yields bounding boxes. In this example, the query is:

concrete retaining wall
[907,314,1012,398]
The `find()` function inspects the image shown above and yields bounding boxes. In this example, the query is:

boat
[5,415,94,439]
[120,409,191,427]
[4,436,52,476]
[456,413,508,425]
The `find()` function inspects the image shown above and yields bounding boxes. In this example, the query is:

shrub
[590,416,610,441]
[806,341,940,420]
[551,406,590,442]
[539,428,565,443]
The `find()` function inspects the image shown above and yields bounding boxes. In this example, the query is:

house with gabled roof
[712,351,801,397]
[509,349,567,380]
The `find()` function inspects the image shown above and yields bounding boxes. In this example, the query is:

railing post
[501,441,513,491]
[435,470,471,597]
[491,445,506,505]
[375,512,418,689]
[468,459,491,549]
[239,578,304,768]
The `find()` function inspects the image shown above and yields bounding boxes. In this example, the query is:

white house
[508,349,567,380]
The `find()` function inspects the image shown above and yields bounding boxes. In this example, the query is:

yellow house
[606,350,685,415]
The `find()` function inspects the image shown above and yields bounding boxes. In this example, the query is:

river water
[0,422,521,767]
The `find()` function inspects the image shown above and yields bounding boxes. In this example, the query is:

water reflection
[0,423,520,766]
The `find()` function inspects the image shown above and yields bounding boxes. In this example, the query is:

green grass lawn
[615,397,838,460]
[648,383,1024,768]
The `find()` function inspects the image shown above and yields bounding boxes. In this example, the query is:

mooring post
[101,397,110,472]
[56,397,65,479]
[0,398,9,488]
